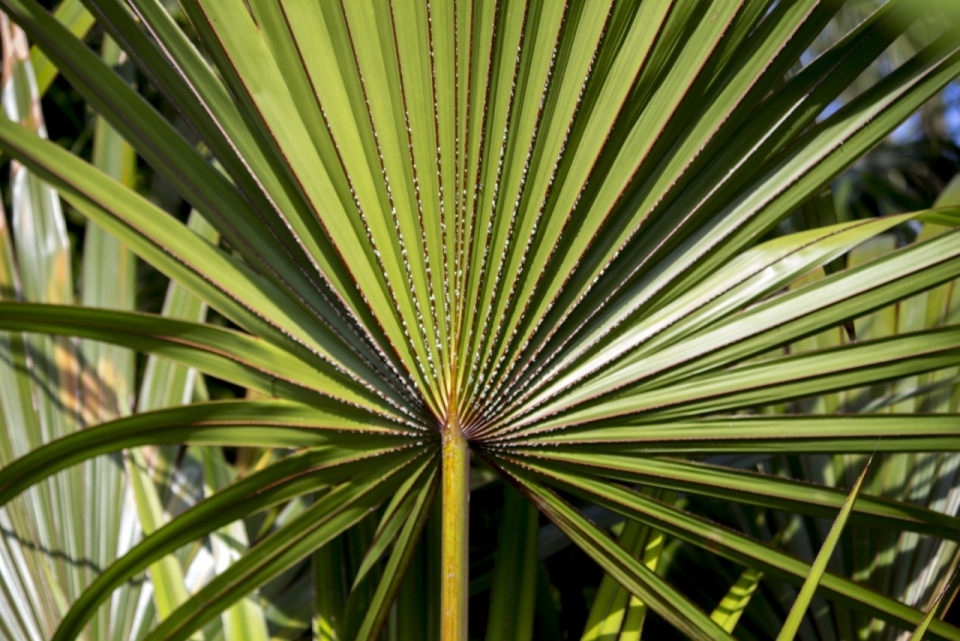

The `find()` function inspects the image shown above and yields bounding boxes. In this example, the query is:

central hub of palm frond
[0,1,959,640]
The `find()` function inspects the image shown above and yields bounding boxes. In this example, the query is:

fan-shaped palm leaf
[1,0,960,639]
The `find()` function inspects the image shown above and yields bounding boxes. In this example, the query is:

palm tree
[1,0,960,639]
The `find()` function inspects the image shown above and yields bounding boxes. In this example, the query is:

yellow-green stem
[441,422,469,640]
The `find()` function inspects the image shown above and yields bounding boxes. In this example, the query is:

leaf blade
[776,457,873,640]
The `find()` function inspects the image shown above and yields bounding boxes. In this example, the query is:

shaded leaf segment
[0,400,419,506]
[0,303,418,424]
[497,454,960,640]
[48,445,431,641]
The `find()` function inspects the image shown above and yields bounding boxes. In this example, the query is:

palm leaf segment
[1,0,960,639]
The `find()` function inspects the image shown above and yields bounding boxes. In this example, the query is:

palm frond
[0,0,959,639]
